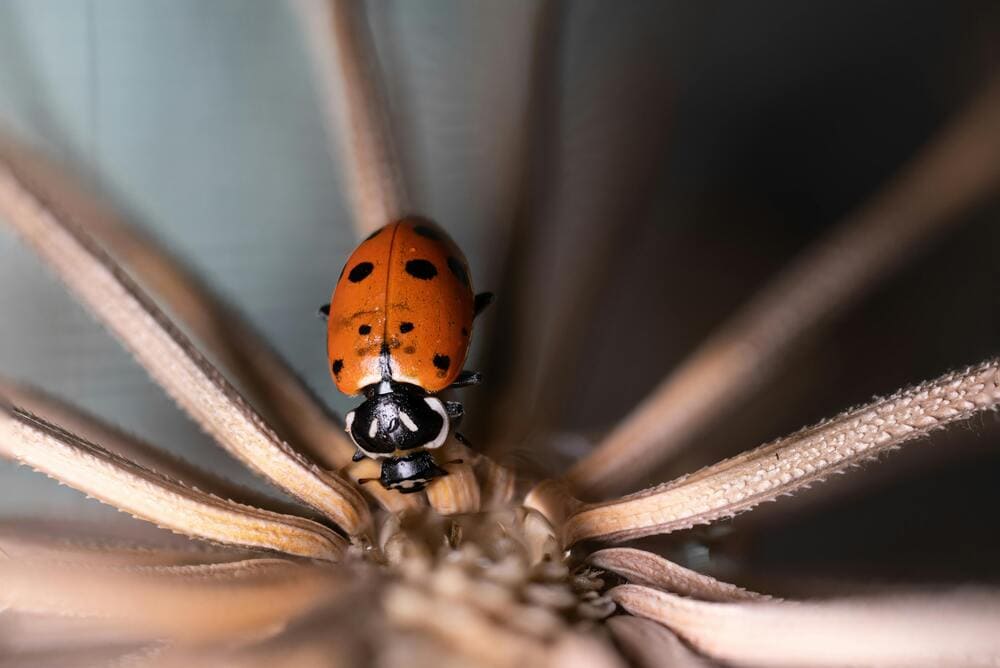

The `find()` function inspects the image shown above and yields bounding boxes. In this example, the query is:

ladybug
[321,217,493,493]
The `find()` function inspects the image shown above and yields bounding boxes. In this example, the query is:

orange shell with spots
[327,218,476,395]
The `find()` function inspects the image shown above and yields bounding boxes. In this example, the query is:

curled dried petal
[426,462,482,516]
[589,548,767,602]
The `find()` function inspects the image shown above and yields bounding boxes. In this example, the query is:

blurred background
[0,1,998,589]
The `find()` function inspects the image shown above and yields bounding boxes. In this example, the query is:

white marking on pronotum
[345,411,356,433]
[368,420,378,439]
[399,411,418,432]
[423,398,449,449]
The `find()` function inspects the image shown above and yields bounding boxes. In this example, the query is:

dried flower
[2,3,1000,667]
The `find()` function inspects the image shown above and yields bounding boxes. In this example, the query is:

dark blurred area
[480,1,1000,587]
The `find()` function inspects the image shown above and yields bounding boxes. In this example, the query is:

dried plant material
[426,462,482,516]
[569,76,1000,497]
[475,454,518,510]
[547,634,628,668]
[611,584,1000,667]
[589,548,767,602]
[0,161,371,538]
[0,407,346,561]
[291,0,407,237]
[564,358,1000,544]
[606,616,711,668]
[523,479,584,532]
[385,583,549,667]
[0,377,297,514]
[0,610,158,657]
[0,558,348,644]
[0,522,252,567]
[0,136,356,472]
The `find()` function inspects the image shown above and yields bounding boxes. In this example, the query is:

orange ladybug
[321,217,493,493]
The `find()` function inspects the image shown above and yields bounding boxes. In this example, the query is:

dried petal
[0,521,250,567]
[589,548,766,602]
[0,161,371,537]
[0,377,298,515]
[427,462,482,516]
[291,0,408,236]
[0,406,345,561]
[565,358,1000,544]
[611,584,1000,667]
[606,616,711,668]
[1,558,347,643]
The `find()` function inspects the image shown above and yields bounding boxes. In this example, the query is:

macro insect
[321,217,494,493]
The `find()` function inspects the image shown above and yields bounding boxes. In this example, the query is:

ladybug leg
[352,449,366,462]
[474,292,495,318]
[444,402,475,449]
[449,370,482,389]
[317,303,330,321]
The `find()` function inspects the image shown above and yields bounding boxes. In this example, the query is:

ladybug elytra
[322,217,493,493]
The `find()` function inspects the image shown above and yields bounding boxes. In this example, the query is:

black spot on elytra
[404,345,416,354]
[358,324,371,335]
[399,322,414,333]
[405,259,437,280]
[331,359,344,377]
[413,224,441,240]
[433,354,451,372]
[348,262,374,283]
[447,256,469,287]
[365,227,382,241]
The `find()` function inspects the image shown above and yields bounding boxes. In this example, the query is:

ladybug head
[378,450,448,493]
[345,382,449,459]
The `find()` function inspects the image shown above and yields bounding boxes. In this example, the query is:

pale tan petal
[611,584,1000,667]
[547,633,628,668]
[426,462,482,516]
[589,548,766,602]
[291,0,408,237]
[606,616,712,668]
[0,521,251,567]
[0,377,299,515]
[0,160,372,537]
[0,135,355,472]
[563,358,1000,544]
[0,406,345,561]
[0,558,349,644]
[0,610,158,656]
[568,75,1000,497]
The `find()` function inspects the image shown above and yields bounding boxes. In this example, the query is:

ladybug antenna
[356,477,379,486]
